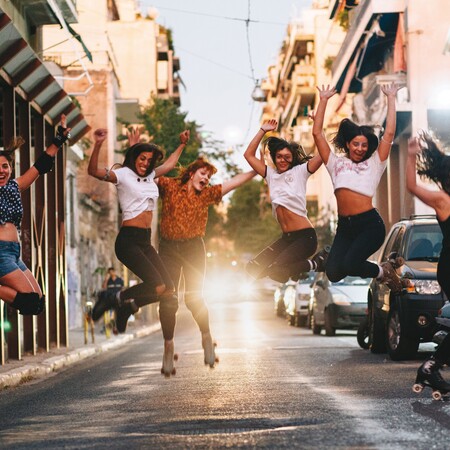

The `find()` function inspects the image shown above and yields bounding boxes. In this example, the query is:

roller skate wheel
[171,368,176,375]
[174,353,179,361]
[215,356,220,363]
[412,383,424,393]
[432,390,443,401]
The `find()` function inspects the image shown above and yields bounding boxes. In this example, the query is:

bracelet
[381,136,393,145]
[260,128,266,133]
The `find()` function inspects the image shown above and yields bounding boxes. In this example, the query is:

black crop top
[438,216,450,249]
[0,179,23,230]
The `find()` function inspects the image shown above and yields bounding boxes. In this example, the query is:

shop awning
[0,7,90,144]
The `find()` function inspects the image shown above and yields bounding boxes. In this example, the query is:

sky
[140,0,313,169]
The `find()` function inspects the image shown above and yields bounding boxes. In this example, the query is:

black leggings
[326,209,385,282]
[434,247,450,364]
[246,228,318,283]
[159,237,210,334]
[115,227,177,340]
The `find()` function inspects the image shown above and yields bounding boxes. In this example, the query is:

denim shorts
[0,241,28,278]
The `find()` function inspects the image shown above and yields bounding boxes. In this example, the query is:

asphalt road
[0,290,449,449]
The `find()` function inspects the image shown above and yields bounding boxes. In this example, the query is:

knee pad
[11,292,42,315]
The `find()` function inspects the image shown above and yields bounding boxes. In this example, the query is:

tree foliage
[225,179,279,254]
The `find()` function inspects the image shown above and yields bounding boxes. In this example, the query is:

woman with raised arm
[0,115,70,315]
[88,127,189,377]
[407,134,450,395]
[312,83,402,291]
[244,119,328,284]
[157,157,256,370]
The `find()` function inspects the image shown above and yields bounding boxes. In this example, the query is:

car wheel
[386,307,419,360]
[296,314,308,328]
[369,302,386,354]
[324,309,336,336]
[311,312,322,335]
[288,314,296,326]
[357,316,370,349]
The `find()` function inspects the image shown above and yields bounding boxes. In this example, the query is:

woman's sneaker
[311,245,331,272]
[380,258,404,293]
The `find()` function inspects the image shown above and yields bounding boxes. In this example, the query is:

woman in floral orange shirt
[158,157,256,372]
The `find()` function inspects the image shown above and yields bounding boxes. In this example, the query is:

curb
[0,323,161,390]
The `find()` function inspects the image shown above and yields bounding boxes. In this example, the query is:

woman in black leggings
[87,127,189,377]
[407,133,450,394]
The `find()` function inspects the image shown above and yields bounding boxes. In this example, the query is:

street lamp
[251,80,266,102]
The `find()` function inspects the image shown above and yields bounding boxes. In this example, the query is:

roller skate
[114,300,139,334]
[202,332,219,368]
[311,245,331,272]
[380,256,404,294]
[161,340,178,378]
[412,357,450,401]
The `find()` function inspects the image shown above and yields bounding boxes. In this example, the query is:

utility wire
[144,4,286,26]
[245,0,256,82]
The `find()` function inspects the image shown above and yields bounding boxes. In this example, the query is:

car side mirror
[387,251,398,261]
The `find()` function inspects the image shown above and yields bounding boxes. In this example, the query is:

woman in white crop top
[88,127,189,376]
[244,119,330,283]
[312,82,403,291]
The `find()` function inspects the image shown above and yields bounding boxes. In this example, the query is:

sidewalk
[0,320,161,390]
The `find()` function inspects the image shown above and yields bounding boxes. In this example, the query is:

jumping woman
[312,83,403,291]
[0,115,70,315]
[407,133,450,396]
[244,119,328,284]
[87,127,189,377]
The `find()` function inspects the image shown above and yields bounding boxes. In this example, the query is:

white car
[283,272,315,327]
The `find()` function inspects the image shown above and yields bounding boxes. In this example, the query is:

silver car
[309,273,369,336]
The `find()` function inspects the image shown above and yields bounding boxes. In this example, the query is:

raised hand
[407,136,421,156]
[261,119,278,133]
[127,127,140,146]
[316,84,337,100]
[381,81,400,98]
[179,130,190,145]
[94,128,107,144]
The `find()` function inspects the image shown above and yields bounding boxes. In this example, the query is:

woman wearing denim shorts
[0,114,70,315]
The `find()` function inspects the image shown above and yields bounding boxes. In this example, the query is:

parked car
[293,272,315,327]
[368,215,447,360]
[309,273,369,336]
[273,280,296,319]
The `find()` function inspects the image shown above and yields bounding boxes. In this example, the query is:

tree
[225,179,279,255]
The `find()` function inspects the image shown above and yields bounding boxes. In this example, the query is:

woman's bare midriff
[335,188,374,216]
[122,211,153,229]
[276,205,313,233]
[0,223,20,242]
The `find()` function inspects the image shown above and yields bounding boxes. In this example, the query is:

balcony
[331,0,405,90]
[20,0,78,26]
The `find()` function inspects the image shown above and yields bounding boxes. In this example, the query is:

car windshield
[406,224,442,262]
[331,276,370,286]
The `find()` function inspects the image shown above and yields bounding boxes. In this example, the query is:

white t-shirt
[113,167,159,221]
[326,151,387,197]
[265,164,311,220]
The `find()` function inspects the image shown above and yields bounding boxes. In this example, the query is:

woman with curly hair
[0,115,70,315]
[312,83,403,291]
[407,133,450,394]
[244,119,327,284]
[87,127,190,377]
[157,156,256,373]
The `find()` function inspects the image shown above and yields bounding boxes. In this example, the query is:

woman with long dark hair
[312,83,403,291]
[407,133,450,395]
[88,127,189,376]
[244,119,328,283]
[0,115,70,315]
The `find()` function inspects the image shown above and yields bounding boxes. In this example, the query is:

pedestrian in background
[312,82,403,291]
[0,114,70,315]
[87,127,189,377]
[407,133,450,393]
[244,119,328,284]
